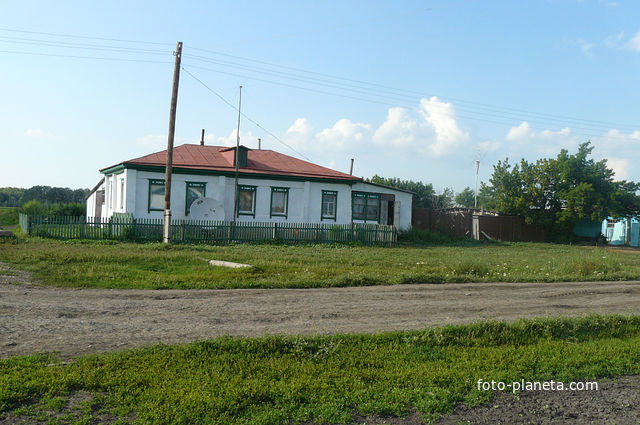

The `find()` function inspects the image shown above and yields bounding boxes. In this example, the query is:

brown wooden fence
[412,208,473,237]
[412,208,545,242]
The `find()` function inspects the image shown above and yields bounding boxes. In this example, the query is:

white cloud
[607,158,630,180]
[371,97,469,157]
[373,107,418,146]
[209,129,257,148]
[604,32,625,48]
[136,134,167,148]
[316,119,371,149]
[25,128,45,138]
[418,96,470,156]
[627,30,640,51]
[506,122,532,142]
[578,39,595,55]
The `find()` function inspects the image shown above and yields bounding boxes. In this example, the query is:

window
[148,179,165,212]
[119,179,125,210]
[185,182,206,215]
[238,185,256,216]
[321,190,337,221]
[270,187,289,218]
[352,191,380,222]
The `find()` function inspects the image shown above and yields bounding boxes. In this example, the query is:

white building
[86,144,413,229]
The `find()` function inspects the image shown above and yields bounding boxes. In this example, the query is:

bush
[398,227,476,245]
[19,200,85,217]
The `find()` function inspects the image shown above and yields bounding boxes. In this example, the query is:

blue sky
[1,0,639,192]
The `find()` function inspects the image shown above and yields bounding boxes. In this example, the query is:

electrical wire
[0,49,172,64]
[0,35,170,54]
[185,47,639,132]
[182,62,604,141]
[181,66,313,161]
[0,27,172,46]
[182,55,627,134]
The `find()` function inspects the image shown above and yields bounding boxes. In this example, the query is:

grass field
[0,237,639,289]
[1,315,639,424]
[0,207,18,228]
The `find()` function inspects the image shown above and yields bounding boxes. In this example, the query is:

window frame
[270,186,289,218]
[108,179,113,209]
[351,191,380,223]
[237,185,257,217]
[185,181,207,216]
[147,179,165,213]
[321,190,338,221]
[119,178,125,210]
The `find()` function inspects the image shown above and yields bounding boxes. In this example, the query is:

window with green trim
[321,190,337,221]
[148,179,165,212]
[185,182,206,215]
[238,185,256,216]
[352,191,380,222]
[270,187,289,218]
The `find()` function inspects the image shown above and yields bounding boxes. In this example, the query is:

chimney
[349,158,354,175]
[258,137,262,150]
[200,129,205,146]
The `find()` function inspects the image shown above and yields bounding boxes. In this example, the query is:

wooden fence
[19,214,397,245]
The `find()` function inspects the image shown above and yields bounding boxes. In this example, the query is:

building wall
[602,218,640,247]
[92,169,413,229]
[351,182,413,229]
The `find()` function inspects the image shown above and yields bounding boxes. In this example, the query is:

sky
[1,0,639,193]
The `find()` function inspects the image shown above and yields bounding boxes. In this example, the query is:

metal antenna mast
[232,85,243,221]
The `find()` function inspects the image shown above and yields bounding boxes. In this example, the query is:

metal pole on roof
[163,41,182,244]
[233,85,243,222]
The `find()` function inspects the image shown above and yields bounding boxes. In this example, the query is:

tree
[431,187,455,209]
[455,187,476,208]
[482,142,640,240]
[366,175,436,208]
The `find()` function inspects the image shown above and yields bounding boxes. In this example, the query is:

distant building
[602,217,640,246]
[86,144,413,229]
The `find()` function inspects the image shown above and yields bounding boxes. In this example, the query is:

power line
[0,49,172,64]
[185,47,639,131]
[181,66,313,161]
[0,35,170,54]
[0,27,172,46]
[182,62,605,141]
[182,56,629,134]
[0,37,169,55]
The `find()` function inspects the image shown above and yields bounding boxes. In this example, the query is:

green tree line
[0,185,89,207]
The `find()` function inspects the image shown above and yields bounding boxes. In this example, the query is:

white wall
[95,169,413,228]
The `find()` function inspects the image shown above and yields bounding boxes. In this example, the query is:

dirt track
[1,262,640,359]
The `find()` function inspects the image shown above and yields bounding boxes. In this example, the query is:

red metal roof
[101,144,361,182]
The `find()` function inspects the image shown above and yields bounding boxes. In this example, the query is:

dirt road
[1,262,639,359]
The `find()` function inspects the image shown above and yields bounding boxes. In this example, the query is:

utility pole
[474,159,480,209]
[232,85,243,221]
[163,41,182,244]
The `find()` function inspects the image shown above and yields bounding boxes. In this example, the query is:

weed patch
[1,316,640,424]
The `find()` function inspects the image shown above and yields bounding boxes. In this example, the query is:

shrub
[19,200,85,217]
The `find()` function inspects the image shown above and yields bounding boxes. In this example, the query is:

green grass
[0,238,639,289]
[0,207,18,227]
[2,315,640,424]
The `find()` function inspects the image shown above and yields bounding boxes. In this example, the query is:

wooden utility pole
[163,41,182,244]
[232,85,243,221]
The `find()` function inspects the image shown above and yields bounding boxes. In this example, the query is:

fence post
[27,215,32,235]
[80,219,85,239]
[180,221,186,242]
[272,222,277,240]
